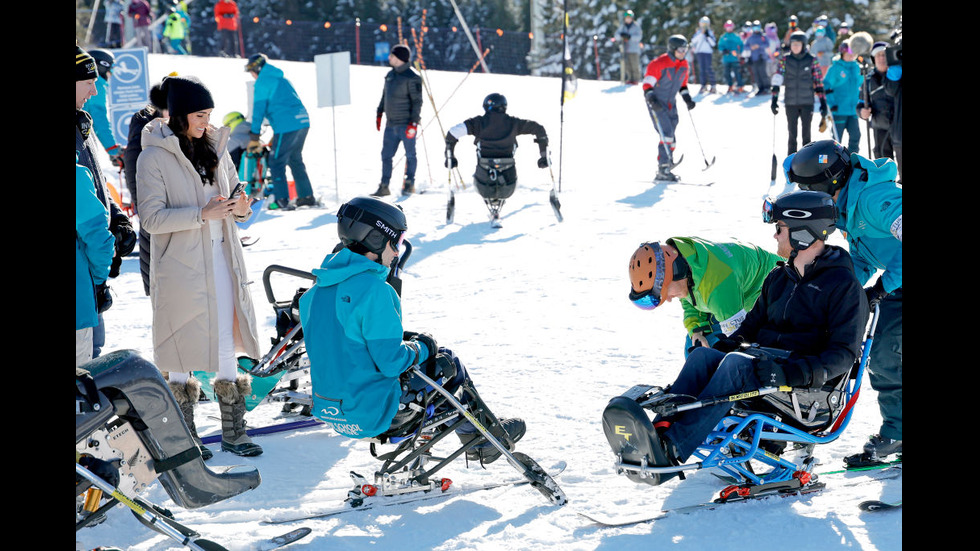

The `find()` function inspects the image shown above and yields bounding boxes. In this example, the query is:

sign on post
[314,52,352,201]
[107,48,150,147]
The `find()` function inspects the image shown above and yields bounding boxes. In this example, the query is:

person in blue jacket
[245,53,316,210]
[718,20,745,94]
[822,42,863,153]
[299,197,525,464]
[87,49,124,168]
[76,155,116,367]
[744,21,771,95]
[785,140,902,466]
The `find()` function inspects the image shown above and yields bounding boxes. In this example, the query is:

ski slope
[78,52,901,550]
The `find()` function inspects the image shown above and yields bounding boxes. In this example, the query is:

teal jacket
[250,63,310,135]
[299,248,423,438]
[718,32,744,64]
[89,75,118,151]
[671,237,783,336]
[76,158,115,330]
[836,154,902,292]
[822,58,862,116]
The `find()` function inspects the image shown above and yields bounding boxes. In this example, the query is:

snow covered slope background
[78,53,901,550]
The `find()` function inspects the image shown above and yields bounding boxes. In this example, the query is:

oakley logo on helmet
[781,209,813,219]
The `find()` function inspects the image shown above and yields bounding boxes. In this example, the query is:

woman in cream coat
[137,75,263,458]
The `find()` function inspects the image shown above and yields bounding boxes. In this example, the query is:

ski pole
[75,463,226,551]
[770,112,778,184]
[685,105,716,170]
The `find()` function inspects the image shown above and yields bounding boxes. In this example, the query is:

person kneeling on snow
[620,191,867,484]
[298,196,525,464]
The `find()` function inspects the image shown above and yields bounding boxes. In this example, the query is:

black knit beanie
[76,46,97,81]
[163,76,215,117]
[391,44,411,63]
[149,81,168,111]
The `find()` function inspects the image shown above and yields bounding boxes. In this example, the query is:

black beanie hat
[76,46,97,81]
[149,81,168,111]
[163,76,215,117]
[391,44,411,63]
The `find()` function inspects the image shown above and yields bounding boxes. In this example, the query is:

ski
[579,466,901,528]
[200,418,322,445]
[652,179,716,187]
[257,527,313,550]
[261,461,566,525]
[549,189,564,222]
[240,236,261,247]
[446,189,455,224]
[859,499,902,512]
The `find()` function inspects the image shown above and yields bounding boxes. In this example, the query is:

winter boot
[214,375,263,457]
[401,179,416,196]
[371,183,391,197]
[294,195,318,208]
[844,434,902,467]
[169,376,213,460]
[457,418,526,465]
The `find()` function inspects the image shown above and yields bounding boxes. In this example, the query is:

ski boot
[371,183,391,197]
[294,195,319,208]
[844,434,902,468]
[655,164,680,183]
[458,418,526,464]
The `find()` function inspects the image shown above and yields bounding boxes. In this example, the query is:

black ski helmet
[483,93,507,113]
[667,35,688,57]
[763,191,838,251]
[788,140,852,195]
[336,196,408,258]
[89,49,115,79]
[245,53,268,73]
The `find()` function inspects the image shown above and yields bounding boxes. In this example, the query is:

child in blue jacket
[822,43,863,152]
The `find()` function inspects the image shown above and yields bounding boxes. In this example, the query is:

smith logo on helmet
[375,220,399,239]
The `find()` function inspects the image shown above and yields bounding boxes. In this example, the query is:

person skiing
[690,16,717,94]
[610,191,868,485]
[628,237,784,356]
[642,34,695,182]
[373,44,423,197]
[299,196,526,464]
[784,140,902,467]
[718,20,745,94]
[444,93,550,226]
[771,31,827,154]
[822,41,863,152]
[245,53,317,209]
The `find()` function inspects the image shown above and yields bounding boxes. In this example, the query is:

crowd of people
[96,0,241,58]
[76,8,901,511]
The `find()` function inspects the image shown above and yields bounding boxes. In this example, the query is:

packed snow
[78,52,901,550]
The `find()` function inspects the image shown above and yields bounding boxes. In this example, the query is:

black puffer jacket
[780,51,821,107]
[377,64,422,125]
[859,70,894,131]
[731,245,869,388]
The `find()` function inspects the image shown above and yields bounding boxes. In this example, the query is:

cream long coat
[136,118,260,373]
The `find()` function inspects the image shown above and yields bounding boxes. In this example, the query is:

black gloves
[430,353,457,381]
[445,137,458,169]
[754,357,788,387]
[819,99,828,117]
[445,153,458,169]
[680,89,696,110]
[108,217,137,278]
[865,277,888,308]
[771,95,779,115]
[537,156,550,169]
[644,89,662,111]
[95,283,113,313]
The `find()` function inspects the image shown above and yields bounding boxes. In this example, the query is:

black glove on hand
[754,358,788,387]
[431,353,457,381]
[770,96,779,115]
[865,277,888,308]
[644,89,661,111]
[537,156,550,169]
[412,332,439,372]
[445,153,458,169]
[95,283,113,314]
[111,218,137,257]
[681,90,696,110]
[819,99,829,117]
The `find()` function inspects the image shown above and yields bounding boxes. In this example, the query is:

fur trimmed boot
[169,376,213,460]
[213,375,263,457]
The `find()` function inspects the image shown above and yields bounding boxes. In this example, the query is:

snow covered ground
[78,52,901,550]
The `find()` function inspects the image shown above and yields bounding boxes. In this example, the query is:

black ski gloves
[644,89,662,111]
[712,335,745,354]
[754,357,789,387]
[770,92,780,115]
[865,277,888,309]
[535,136,550,168]
[819,98,829,117]
[108,216,137,278]
[444,136,458,169]
[95,283,113,313]
[680,88,695,110]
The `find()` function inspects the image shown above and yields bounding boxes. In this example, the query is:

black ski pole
[770,112,778,185]
[685,106,716,170]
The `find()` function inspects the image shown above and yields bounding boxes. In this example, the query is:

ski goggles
[628,242,667,311]
[762,197,776,223]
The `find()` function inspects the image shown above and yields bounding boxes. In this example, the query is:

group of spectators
[96,0,242,58]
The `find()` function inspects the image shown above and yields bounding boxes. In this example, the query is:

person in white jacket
[615,10,643,84]
[690,16,718,93]
[137,76,263,459]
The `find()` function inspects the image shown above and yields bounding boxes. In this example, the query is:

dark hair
[167,115,219,185]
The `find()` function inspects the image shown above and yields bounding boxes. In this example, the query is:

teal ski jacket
[836,154,903,292]
[299,248,423,438]
[822,58,862,116]
[76,157,115,330]
[250,63,310,135]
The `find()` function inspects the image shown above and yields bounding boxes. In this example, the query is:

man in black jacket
[857,42,896,163]
[626,191,867,483]
[770,32,827,154]
[373,44,423,197]
[444,93,549,225]
[76,44,137,356]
